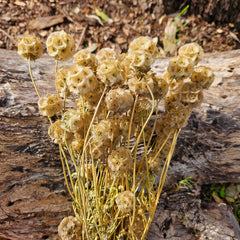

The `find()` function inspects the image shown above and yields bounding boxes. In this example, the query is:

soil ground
[0,0,240,54]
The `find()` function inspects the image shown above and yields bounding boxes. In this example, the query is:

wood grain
[0,49,240,239]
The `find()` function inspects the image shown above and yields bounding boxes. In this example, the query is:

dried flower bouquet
[18,31,214,240]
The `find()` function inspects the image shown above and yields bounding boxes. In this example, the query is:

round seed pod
[91,119,118,143]
[96,60,123,86]
[115,191,134,214]
[17,35,43,61]
[164,103,192,129]
[155,117,173,137]
[129,36,158,58]
[55,66,71,98]
[178,81,204,108]
[61,109,85,133]
[108,147,133,173]
[128,73,155,97]
[125,50,154,72]
[38,94,62,117]
[96,47,120,64]
[74,49,97,70]
[153,73,169,99]
[48,120,73,145]
[67,65,99,95]
[178,42,204,65]
[46,30,75,61]
[167,55,194,80]
[58,216,82,240]
[105,88,134,113]
[190,66,215,89]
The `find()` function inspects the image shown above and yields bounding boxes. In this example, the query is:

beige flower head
[38,94,62,117]
[190,66,215,89]
[74,49,97,70]
[116,191,134,214]
[58,216,82,240]
[46,30,75,61]
[178,42,204,65]
[105,88,134,113]
[67,65,99,95]
[129,36,158,57]
[18,35,43,61]
[167,55,194,80]
[108,147,133,173]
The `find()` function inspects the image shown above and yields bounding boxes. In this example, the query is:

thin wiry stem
[28,59,41,98]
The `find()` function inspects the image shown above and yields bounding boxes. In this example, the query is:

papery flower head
[18,35,43,61]
[46,30,75,61]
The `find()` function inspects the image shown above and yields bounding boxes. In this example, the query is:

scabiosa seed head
[74,49,97,70]
[167,55,194,80]
[48,120,73,145]
[61,109,85,133]
[178,81,204,108]
[108,147,133,173]
[105,88,134,113]
[46,30,75,61]
[91,119,119,143]
[190,66,215,89]
[55,66,71,98]
[96,47,120,64]
[96,60,123,86]
[67,65,99,95]
[58,216,82,240]
[116,191,134,214]
[178,42,203,65]
[129,36,158,58]
[38,94,62,117]
[18,35,43,61]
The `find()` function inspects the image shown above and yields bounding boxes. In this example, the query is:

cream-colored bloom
[190,66,215,89]
[67,65,99,94]
[105,88,134,113]
[46,30,75,61]
[108,147,133,173]
[38,94,62,117]
[116,191,134,214]
[58,216,82,240]
[178,42,203,65]
[18,35,43,60]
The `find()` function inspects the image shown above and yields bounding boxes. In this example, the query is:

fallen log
[0,49,239,239]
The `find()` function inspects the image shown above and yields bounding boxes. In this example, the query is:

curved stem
[28,59,41,98]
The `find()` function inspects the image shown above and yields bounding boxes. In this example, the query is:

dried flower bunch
[18,31,214,240]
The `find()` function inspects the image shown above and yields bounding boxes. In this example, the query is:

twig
[76,25,88,51]
[0,28,17,45]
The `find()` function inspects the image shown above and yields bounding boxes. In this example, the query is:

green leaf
[95,8,110,21]
[219,186,226,198]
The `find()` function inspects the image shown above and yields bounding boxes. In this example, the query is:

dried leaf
[212,191,224,203]
[229,32,240,43]
[14,0,26,7]
[28,15,64,30]
[86,14,103,26]
[163,18,178,55]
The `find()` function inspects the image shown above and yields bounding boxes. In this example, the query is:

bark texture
[0,49,240,239]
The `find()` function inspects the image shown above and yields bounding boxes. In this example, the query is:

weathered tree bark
[162,0,240,31]
[0,49,240,239]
